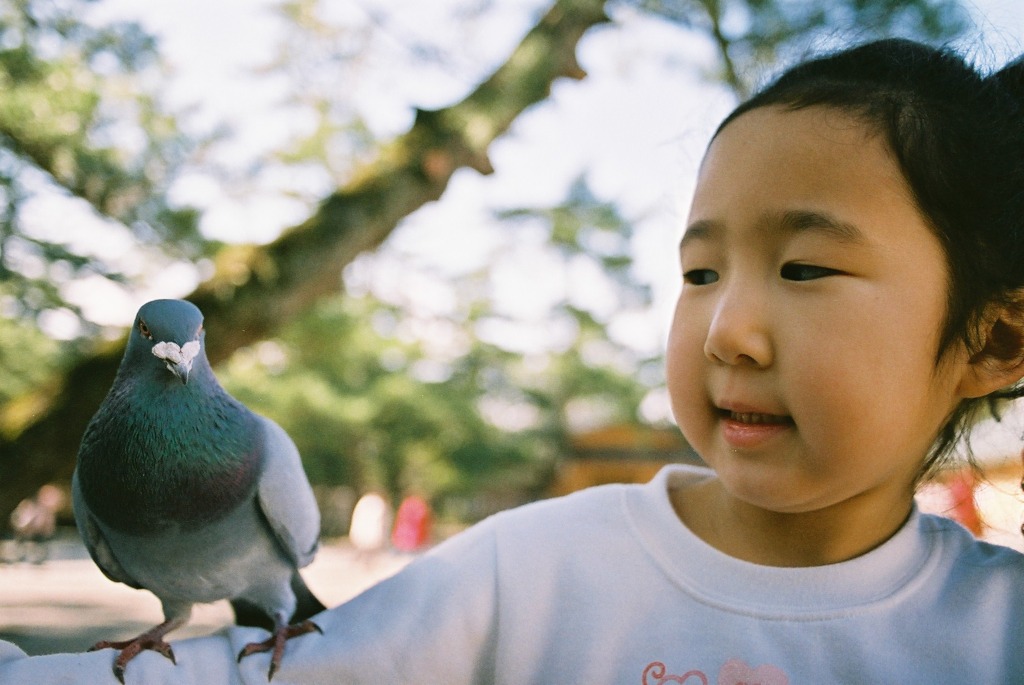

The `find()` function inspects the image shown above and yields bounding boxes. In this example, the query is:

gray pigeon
[72,299,324,682]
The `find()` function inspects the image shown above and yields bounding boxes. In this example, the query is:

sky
[73,0,1024,448]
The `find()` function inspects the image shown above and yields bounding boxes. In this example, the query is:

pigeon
[72,298,325,682]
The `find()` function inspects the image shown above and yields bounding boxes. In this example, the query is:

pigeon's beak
[167,360,192,385]
[152,340,200,386]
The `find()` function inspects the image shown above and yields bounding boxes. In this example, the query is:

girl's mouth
[717,408,794,448]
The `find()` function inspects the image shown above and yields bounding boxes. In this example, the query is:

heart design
[717,658,789,685]
[642,662,709,685]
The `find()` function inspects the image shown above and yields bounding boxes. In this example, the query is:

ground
[0,530,410,656]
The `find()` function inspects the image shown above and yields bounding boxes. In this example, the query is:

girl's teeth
[730,412,786,424]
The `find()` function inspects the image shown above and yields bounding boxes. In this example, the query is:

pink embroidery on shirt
[642,659,790,685]
[642,661,709,684]
[717,658,789,685]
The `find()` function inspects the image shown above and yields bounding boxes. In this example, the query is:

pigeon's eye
[138,320,153,339]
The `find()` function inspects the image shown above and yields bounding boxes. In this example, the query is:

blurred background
[1,0,1024,655]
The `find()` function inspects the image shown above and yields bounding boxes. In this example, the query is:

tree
[633,0,965,96]
[218,294,558,516]
[216,175,663,513]
[0,0,204,326]
[0,0,967,524]
[0,0,610,521]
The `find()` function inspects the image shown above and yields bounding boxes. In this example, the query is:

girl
[4,37,1024,685]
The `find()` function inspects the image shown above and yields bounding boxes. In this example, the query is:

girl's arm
[0,633,244,684]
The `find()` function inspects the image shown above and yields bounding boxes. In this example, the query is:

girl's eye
[683,269,719,286]
[780,263,839,281]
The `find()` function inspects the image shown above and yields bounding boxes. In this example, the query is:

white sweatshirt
[2,464,1023,684]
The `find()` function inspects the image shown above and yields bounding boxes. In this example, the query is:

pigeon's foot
[89,617,185,684]
[237,618,322,681]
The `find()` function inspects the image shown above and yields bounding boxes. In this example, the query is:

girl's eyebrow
[679,219,719,252]
[679,209,867,252]
[778,209,866,244]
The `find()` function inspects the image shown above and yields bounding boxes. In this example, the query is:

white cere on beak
[152,340,200,365]
[152,340,200,379]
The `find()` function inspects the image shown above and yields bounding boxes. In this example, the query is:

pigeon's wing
[254,415,320,569]
[70,470,143,589]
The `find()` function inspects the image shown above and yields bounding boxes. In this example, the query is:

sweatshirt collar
[625,465,939,618]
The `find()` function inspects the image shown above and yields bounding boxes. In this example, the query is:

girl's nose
[703,286,773,367]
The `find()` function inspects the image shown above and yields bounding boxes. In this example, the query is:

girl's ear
[958,299,1024,399]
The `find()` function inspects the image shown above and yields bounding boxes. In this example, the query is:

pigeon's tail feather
[230,572,326,630]
[291,570,326,622]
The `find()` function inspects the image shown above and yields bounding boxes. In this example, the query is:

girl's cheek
[665,316,706,427]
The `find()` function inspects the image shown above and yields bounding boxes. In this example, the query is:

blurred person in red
[391,494,431,553]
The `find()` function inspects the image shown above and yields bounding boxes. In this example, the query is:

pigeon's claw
[89,617,184,684]
[237,618,322,681]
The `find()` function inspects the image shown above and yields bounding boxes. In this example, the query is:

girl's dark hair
[716,39,1024,479]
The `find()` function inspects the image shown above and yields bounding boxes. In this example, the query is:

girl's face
[667,105,973,519]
